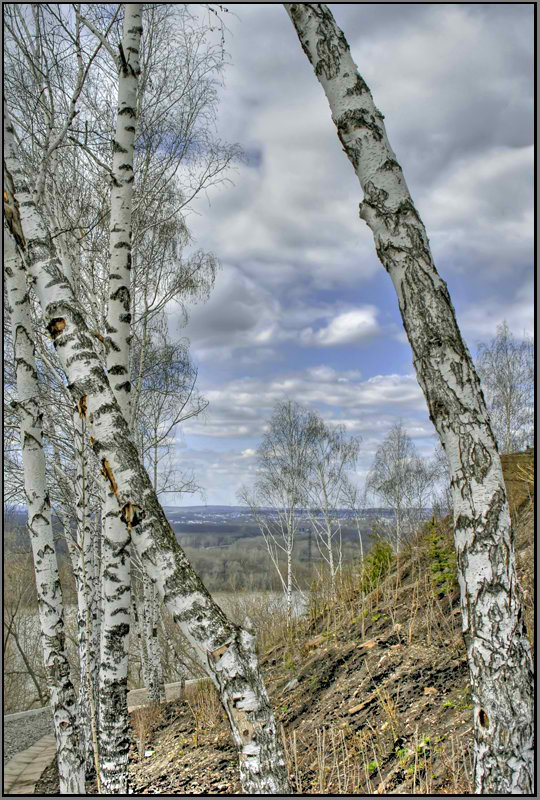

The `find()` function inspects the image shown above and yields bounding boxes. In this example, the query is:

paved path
[3,680,194,795]
[3,734,57,796]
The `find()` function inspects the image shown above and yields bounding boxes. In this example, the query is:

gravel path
[3,707,54,765]
[3,681,190,768]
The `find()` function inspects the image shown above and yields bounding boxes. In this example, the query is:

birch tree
[3,222,85,794]
[5,6,233,786]
[285,4,534,793]
[304,418,361,594]
[5,101,291,797]
[475,321,534,454]
[95,4,142,792]
[239,400,318,623]
[366,420,435,553]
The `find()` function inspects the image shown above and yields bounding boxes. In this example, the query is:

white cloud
[177,271,387,361]
[183,367,426,442]
[301,308,380,347]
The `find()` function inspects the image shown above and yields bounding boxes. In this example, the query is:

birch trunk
[98,5,142,792]
[285,4,534,793]
[131,591,151,688]
[286,541,293,626]
[99,490,132,793]
[73,410,101,781]
[105,1,141,416]
[143,575,166,703]
[3,226,85,794]
[63,509,94,781]
[5,104,291,798]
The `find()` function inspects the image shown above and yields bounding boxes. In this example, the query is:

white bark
[98,6,142,792]
[105,2,141,421]
[285,4,534,793]
[131,590,151,688]
[143,571,165,703]
[72,410,101,782]
[3,224,85,794]
[5,102,291,797]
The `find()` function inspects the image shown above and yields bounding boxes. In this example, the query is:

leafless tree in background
[475,321,534,454]
[239,400,319,623]
[304,418,361,594]
[366,420,436,552]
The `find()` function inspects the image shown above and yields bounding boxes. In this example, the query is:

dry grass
[184,678,223,746]
[131,702,164,759]
[217,591,291,655]
[513,463,535,657]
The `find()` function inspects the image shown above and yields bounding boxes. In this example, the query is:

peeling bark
[5,100,291,797]
[285,4,534,793]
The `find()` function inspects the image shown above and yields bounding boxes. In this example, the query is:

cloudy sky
[165,3,533,506]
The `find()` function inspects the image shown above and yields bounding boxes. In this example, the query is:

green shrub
[426,519,457,594]
[359,538,394,593]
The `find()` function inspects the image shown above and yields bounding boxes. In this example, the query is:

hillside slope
[34,456,534,795]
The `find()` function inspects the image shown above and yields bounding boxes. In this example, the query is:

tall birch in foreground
[285,4,534,794]
[97,4,142,793]
[3,224,85,794]
[5,102,291,798]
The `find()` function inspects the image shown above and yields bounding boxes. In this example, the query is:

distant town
[163,505,411,527]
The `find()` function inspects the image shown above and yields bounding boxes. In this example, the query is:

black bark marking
[380,158,400,171]
[345,74,370,96]
[108,364,128,376]
[337,108,384,142]
[120,502,145,529]
[110,285,130,310]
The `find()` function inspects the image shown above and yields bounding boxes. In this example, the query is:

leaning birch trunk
[284,4,534,794]
[98,4,142,792]
[3,226,85,794]
[5,105,291,798]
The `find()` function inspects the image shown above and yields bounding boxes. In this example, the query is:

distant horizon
[4,503,434,514]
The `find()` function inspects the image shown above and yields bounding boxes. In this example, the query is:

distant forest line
[4,507,385,593]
